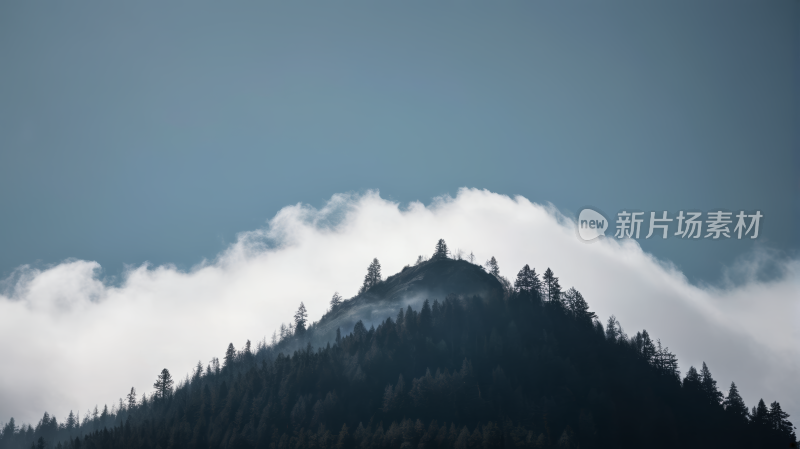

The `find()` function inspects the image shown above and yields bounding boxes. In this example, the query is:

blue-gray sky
[1,1,797,284]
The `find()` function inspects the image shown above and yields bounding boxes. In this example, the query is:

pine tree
[563,287,595,321]
[1,417,16,439]
[280,323,288,340]
[433,239,449,260]
[637,330,656,362]
[514,265,540,295]
[605,315,620,341]
[126,387,137,410]
[353,320,367,340]
[359,259,382,294]
[193,360,204,383]
[683,366,701,393]
[294,302,308,332]
[542,268,561,302]
[419,299,432,330]
[65,411,76,430]
[224,343,236,368]
[768,401,793,433]
[699,362,724,406]
[486,257,500,277]
[330,292,343,309]
[152,369,174,400]
[654,339,679,378]
[723,382,749,420]
[752,399,770,427]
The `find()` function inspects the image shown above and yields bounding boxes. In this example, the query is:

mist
[1,188,797,426]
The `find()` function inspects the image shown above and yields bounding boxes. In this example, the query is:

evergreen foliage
[152,369,174,400]
[432,239,449,260]
[358,259,382,295]
[329,292,342,309]
[0,253,794,449]
[485,257,500,277]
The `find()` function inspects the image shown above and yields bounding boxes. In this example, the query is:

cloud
[1,188,798,425]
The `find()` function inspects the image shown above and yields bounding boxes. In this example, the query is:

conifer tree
[514,264,539,294]
[432,239,449,260]
[419,299,432,330]
[359,259,382,294]
[1,417,16,440]
[639,330,656,362]
[126,387,137,410]
[605,315,620,341]
[486,257,500,277]
[152,369,174,400]
[65,411,76,430]
[699,362,724,406]
[723,382,749,420]
[193,360,204,383]
[294,302,308,332]
[224,343,236,368]
[752,399,770,427]
[768,401,793,434]
[563,287,595,320]
[330,292,342,309]
[683,366,701,393]
[654,339,680,377]
[542,268,561,302]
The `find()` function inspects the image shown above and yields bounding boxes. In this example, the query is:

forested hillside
[1,241,795,448]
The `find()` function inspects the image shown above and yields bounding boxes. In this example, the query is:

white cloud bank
[1,188,798,425]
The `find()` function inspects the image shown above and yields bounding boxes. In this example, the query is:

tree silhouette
[723,382,749,420]
[699,362,723,406]
[330,292,343,309]
[126,387,136,410]
[152,369,174,400]
[768,401,792,433]
[752,399,770,427]
[563,287,596,321]
[513,264,541,298]
[359,259,382,294]
[542,267,561,302]
[224,343,236,368]
[432,239,449,260]
[485,257,500,277]
[295,302,308,328]
[295,302,308,334]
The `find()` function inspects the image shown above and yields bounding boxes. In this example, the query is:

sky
[0,0,798,428]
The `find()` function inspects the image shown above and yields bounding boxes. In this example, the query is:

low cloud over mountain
[1,188,797,425]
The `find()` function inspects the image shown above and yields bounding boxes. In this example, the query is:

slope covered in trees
[1,243,795,449]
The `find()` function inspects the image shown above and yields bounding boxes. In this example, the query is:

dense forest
[1,240,796,448]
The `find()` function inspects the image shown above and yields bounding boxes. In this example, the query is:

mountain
[0,256,795,449]
[311,258,504,346]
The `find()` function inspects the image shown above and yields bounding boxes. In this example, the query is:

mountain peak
[315,258,504,341]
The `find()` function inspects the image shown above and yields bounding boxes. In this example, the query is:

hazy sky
[0,0,798,429]
[1,1,797,285]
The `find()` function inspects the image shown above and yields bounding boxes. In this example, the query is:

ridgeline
[1,243,795,449]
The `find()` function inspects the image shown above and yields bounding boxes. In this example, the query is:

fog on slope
[0,188,797,426]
